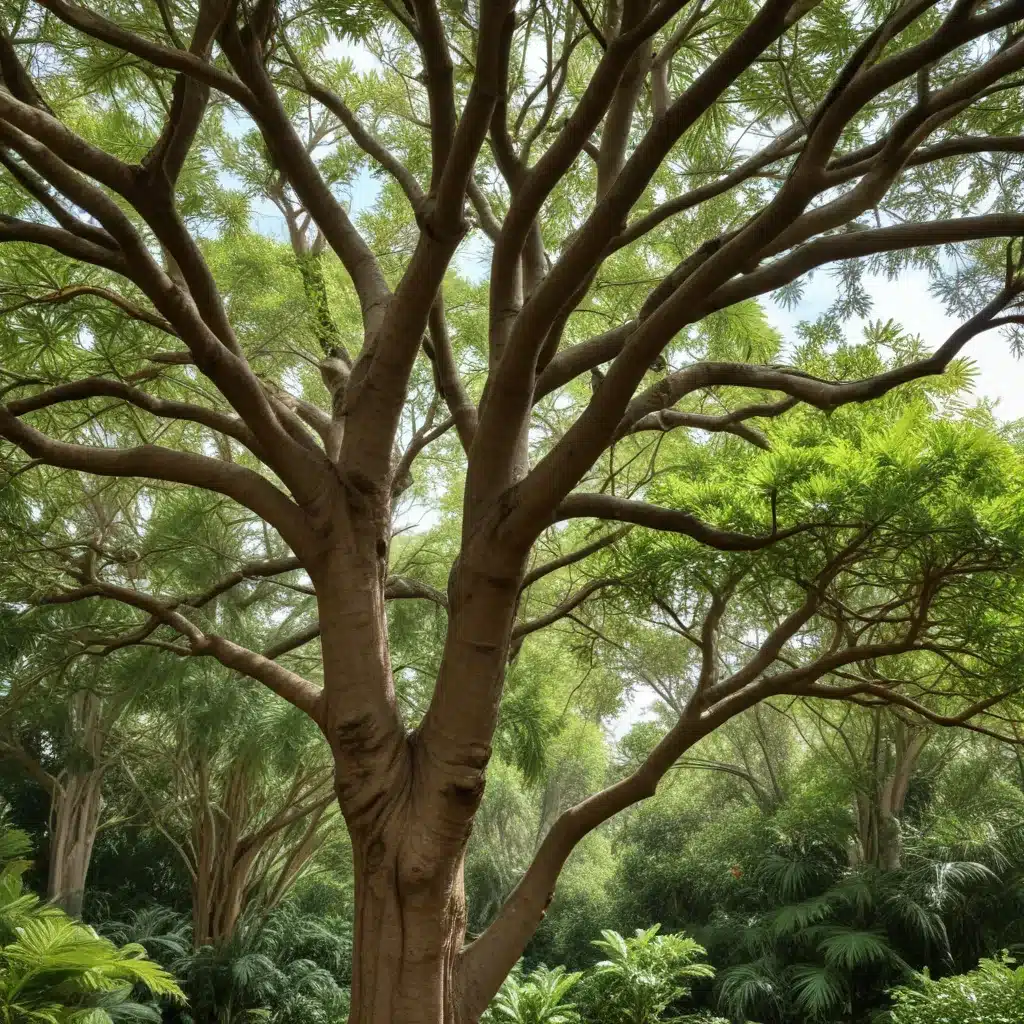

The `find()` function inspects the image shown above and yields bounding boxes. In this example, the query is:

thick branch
[627,397,799,448]
[552,493,800,550]
[0,407,311,554]
[7,377,261,453]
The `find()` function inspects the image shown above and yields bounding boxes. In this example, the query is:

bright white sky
[767,268,1024,422]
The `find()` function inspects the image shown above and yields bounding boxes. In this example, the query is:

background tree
[4,1,1024,1021]
[124,669,338,947]
[0,624,153,916]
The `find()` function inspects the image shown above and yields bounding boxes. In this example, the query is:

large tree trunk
[314,518,516,1024]
[347,824,468,1024]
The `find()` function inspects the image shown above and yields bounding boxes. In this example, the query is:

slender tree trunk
[47,768,103,917]
[876,729,928,872]
[188,768,329,947]
[47,690,106,917]
[850,725,929,871]
[192,845,249,947]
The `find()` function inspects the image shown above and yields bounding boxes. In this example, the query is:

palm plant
[586,926,716,1024]
[0,822,182,1024]
[484,964,582,1024]
[0,825,51,942]
[0,915,183,1024]
[711,844,996,1023]
[100,906,192,965]
[170,902,351,1024]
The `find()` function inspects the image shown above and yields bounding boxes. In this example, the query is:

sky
[767,268,1024,422]
[609,268,1024,738]
[306,165,1024,426]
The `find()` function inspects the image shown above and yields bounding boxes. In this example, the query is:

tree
[0,628,151,917]
[123,670,338,947]
[4,0,1024,1020]
[0,680,110,917]
[799,705,939,871]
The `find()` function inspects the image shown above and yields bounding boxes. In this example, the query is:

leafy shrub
[883,955,1024,1024]
[483,963,583,1024]
[164,903,351,1024]
[581,926,715,1024]
[0,823,182,1024]
[710,847,995,1022]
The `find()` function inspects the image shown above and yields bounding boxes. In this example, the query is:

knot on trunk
[415,194,470,246]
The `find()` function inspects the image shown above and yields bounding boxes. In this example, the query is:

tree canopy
[3,0,1024,1021]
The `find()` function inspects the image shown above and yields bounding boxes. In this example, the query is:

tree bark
[849,720,929,871]
[315,533,488,1024]
[347,819,468,1024]
[46,689,106,918]
[47,766,103,918]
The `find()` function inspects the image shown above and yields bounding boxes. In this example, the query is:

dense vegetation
[5,597,1024,1023]
[5,365,1024,1021]
[3,0,1024,1021]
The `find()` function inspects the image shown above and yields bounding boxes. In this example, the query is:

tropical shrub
[0,823,182,1024]
[882,956,1024,1024]
[168,903,352,1024]
[483,964,583,1024]
[582,926,716,1024]
[709,845,995,1022]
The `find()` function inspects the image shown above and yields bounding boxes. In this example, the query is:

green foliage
[883,956,1024,1024]
[594,702,1024,1024]
[483,964,583,1024]
[2,3,1024,1024]
[0,824,183,1024]
[168,904,351,1024]
[583,926,715,1024]
[709,845,996,1021]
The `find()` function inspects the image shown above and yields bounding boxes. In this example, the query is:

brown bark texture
[47,764,104,918]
